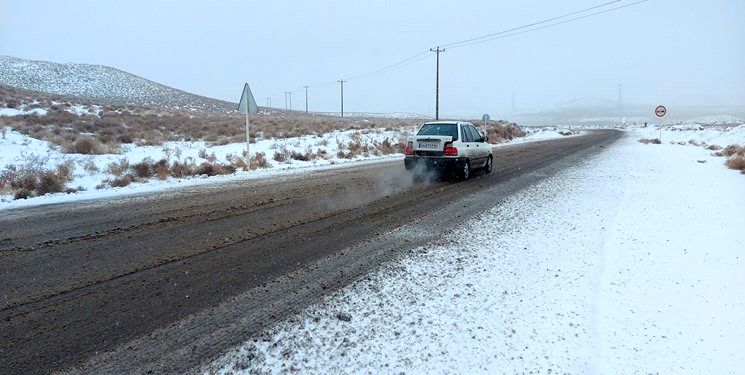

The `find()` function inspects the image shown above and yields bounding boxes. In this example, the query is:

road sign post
[482,113,490,129]
[238,83,258,161]
[655,105,666,142]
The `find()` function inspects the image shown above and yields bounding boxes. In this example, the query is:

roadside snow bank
[634,123,745,147]
[1,126,567,210]
[207,134,744,374]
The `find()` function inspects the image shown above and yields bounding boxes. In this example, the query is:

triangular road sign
[238,83,258,114]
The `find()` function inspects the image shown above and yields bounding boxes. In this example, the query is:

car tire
[458,160,470,181]
[485,156,493,173]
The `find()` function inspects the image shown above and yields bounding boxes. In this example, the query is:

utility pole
[266,97,271,108]
[284,91,292,110]
[618,83,623,123]
[304,85,309,114]
[430,46,445,120]
[338,80,346,117]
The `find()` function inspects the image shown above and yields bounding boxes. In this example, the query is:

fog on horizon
[1,0,743,118]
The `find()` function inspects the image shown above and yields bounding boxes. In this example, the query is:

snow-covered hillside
[0,56,234,112]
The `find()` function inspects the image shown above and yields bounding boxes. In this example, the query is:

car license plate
[418,142,438,149]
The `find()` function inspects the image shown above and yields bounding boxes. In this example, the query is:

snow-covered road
[207,132,745,374]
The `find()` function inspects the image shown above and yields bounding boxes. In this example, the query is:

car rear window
[417,123,458,140]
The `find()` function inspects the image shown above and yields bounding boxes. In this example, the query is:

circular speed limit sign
[655,105,667,118]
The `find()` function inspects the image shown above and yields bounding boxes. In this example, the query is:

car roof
[421,121,472,126]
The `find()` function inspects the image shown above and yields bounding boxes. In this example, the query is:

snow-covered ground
[0,107,48,116]
[0,126,571,210]
[206,131,744,374]
[635,123,745,147]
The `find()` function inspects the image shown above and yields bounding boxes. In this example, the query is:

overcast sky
[1,0,743,117]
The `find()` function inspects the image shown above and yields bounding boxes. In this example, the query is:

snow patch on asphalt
[207,134,744,374]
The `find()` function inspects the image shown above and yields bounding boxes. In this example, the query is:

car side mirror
[483,136,488,143]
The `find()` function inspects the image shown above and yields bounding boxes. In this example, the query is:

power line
[269,0,647,114]
[440,0,621,49]
[301,0,631,89]
[444,0,649,50]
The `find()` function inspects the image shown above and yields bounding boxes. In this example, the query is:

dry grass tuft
[63,136,105,155]
[250,152,270,169]
[725,155,745,172]
[722,145,745,158]
[638,138,662,144]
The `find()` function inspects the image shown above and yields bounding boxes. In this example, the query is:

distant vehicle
[404,121,493,180]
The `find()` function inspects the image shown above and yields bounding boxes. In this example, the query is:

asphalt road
[0,130,621,374]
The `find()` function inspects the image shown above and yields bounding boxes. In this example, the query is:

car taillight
[404,141,414,155]
[444,146,458,156]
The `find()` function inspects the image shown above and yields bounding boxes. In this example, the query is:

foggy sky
[1,0,743,117]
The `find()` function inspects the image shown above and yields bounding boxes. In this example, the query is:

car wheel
[459,161,470,180]
[485,156,493,173]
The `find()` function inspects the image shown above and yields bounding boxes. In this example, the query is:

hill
[0,55,235,112]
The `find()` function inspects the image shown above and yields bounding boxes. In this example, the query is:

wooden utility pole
[430,46,445,120]
[304,85,309,113]
[338,80,346,117]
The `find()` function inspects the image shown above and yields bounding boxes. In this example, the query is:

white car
[404,121,493,180]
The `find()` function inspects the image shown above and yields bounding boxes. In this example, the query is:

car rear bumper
[404,156,467,171]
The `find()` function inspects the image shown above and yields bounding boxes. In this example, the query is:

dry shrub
[37,171,65,195]
[348,133,364,153]
[273,151,286,163]
[109,174,133,187]
[132,158,154,178]
[107,158,130,176]
[638,138,661,144]
[169,161,193,177]
[14,188,33,200]
[154,159,170,180]
[707,144,721,151]
[1,159,74,198]
[6,98,20,109]
[375,138,401,154]
[250,152,270,169]
[63,136,104,154]
[476,120,525,143]
[83,158,99,172]
[725,155,745,172]
[195,162,224,176]
[229,156,248,171]
[290,150,311,161]
[722,145,745,157]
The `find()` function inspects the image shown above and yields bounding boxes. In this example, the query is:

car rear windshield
[416,123,458,140]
